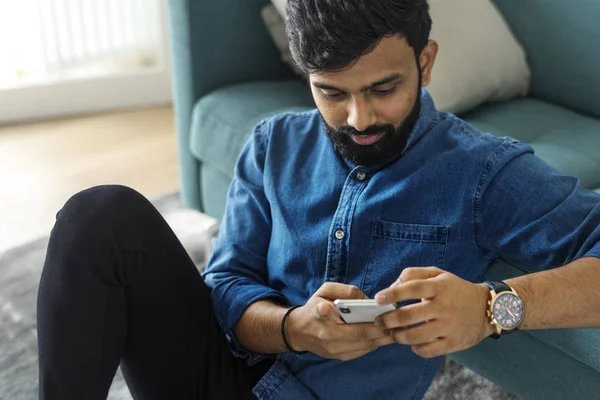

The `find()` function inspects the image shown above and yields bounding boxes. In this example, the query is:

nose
[347,98,376,132]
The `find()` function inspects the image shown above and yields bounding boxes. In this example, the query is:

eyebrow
[312,73,403,93]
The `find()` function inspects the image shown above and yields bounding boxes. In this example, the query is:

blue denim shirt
[203,89,600,400]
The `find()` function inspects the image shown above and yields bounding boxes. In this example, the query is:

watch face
[492,292,524,330]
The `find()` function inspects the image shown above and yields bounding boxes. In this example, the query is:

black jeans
[37,185,272,400]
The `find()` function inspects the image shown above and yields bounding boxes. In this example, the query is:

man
[37,0,600,399]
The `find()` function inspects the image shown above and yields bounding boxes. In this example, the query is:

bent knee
[57,185,153,229]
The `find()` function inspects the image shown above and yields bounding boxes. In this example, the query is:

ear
[419,40,439,87]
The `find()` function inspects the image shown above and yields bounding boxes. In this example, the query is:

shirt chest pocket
[360,220,449,298]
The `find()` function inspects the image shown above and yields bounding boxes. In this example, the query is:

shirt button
[357,171,366,181]
[335,230,345,240]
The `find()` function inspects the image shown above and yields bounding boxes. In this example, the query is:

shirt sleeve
[202,119,287,364]
[475,139,600,273]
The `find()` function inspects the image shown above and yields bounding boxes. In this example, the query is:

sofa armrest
[166,0,295,210]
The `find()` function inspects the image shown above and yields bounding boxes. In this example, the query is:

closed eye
[372,87,396,97]
[323,91,346,100]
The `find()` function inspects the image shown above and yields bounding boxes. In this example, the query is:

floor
[0,106,179,253]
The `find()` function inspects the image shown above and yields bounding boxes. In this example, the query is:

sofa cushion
[450,327,600,399]
[194,85,600,191]
[492,0,600,119]
[463,98,600,189]
[190,80,314,178]
[484,258,600,375]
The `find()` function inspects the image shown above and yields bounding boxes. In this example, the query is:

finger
[374,335,396,347]
[329,335,393,356]
[336,349,371,361]
[375,279,439,305]
[397,267,444,285]
[376,300,437,330]
[316,282,368,301]
[336,323,393,342]
[411,338,451,359]
[333,337,395,361]
[328,337,379,355]
[391,320,447,346]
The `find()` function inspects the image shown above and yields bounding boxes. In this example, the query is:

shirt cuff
[211,284,288,365]
[583,241,600,260]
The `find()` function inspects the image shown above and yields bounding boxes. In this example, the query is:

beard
[322,85,422,167]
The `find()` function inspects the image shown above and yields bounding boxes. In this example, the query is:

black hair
[286,0,432,74]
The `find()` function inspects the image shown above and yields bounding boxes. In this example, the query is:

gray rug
[0,191,518,400]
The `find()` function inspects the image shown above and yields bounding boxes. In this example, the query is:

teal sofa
[166,1,600,398]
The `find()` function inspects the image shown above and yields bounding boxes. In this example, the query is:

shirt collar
[404,87,439,153]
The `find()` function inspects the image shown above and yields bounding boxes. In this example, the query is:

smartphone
[333,299,397,324]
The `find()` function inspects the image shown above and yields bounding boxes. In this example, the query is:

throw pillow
[270,0,287,18]
[261,4,305,77]
[261,0,531,115]
[426,0,531,114]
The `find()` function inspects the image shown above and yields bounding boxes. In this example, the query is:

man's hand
[286,282,395,361]
[374,267,494,359]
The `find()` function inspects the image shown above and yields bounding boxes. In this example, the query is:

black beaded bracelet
[281,305,307,355]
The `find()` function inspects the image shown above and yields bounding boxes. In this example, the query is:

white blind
[0,0,163,89]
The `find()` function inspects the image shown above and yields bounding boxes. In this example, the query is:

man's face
[310,36,438,166]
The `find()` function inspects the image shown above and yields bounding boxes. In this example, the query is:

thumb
[316,282,368,300]
[396,267,444,285]
[316,302,335,320]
